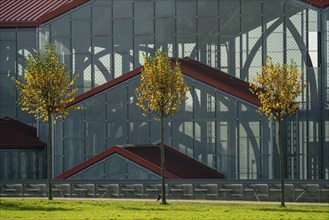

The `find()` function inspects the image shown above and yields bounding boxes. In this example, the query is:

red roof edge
[0,117,46,149]
[164,145,226,179]
[177,58,260,106]
[67,67,143,107]
[304,0,329,8]
[0,0,90,28]
[37,0,90,25]
[0,22,40,28]
[67,59,259,108]
[0,117,36,136]
[55,145,179,179]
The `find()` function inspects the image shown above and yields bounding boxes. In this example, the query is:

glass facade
[0,28,36,124]
[54,75,271,179]
[0,149,46,179]
[69,154,160,180]
[0,0,328,180]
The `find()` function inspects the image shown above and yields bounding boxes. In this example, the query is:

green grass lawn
[0,198,328,220]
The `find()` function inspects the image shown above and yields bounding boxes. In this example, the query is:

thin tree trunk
[47,112,53,200]
[160,115,167,204]
[278,120,285,207]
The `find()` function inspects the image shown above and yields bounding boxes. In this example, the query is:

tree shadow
[258,208,329,214]
[0,201,74,211]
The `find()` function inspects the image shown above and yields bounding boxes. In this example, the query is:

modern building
[0,0,328,182]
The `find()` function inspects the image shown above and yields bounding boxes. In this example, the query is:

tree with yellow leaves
[14,43,80,200]
[136,50,189,204]
[250,57,307,207]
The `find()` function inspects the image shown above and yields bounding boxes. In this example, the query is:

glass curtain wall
[54,75,269,180]
[0,28,36,124]
[0,0,327,180]
[50,0,328,179]
[0,149,46,179]
[0,0,304,179]
[323,8,329,180]
[69,154,160,180]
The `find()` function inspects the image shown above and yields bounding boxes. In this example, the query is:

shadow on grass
[258,208,329,214]
[0,201,74,211]
[114,204,195,212]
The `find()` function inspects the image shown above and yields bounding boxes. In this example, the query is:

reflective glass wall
[54,75,272,179]
[1,0,327,180]
[49,0,328,180]
[69,154,160,180]
[0,149,46,179]
[0,28,36,124]
[323,8,329,180]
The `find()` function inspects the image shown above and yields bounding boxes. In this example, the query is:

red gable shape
[0,0,89,28]
[55,144,225,180]
[67,58,259,107]
[304,0,329,7]
[0,117,45,149]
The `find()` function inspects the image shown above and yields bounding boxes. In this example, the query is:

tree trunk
[160,115,167,204]
[47,112,53,200]
[278,120,285,207]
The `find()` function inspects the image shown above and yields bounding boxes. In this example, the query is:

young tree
[249,57,306,207]
[14,43,80,200]
[136,50,189,204]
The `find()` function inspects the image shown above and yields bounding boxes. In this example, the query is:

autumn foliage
[14,44,80,122]
[136,50,189,204]
[136,50,189,119]
[249,57,307,121]
[14,43,80,200]
[249,57,306,207]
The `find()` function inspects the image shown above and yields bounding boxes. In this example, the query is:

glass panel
[0,30,16,40]
[113,0,133,18]
[150,119,171,146]
[72,20,91,36]
[54,119,64,176]
[194,82,215,119]
[72,4,91,19]
[150,173,160,180]
[177,35,197,59]
[155,0,174,17]
[172,121,194,158]
[155,18,175,56]
[93,37,112,85]
[73,54,92,93]
[51,15,70,37]
[198,0,218,17]
[19,151,27,179]
[113,36,133,53]
[85,94,106,157]
[128,76,149,144]
[64,104,85,138]
[0,151,8,179]
[0,74,16,118]
[52,37,71,72]
[107,82,128,146]
[81,162,104,179]
[216,92,238,178]
[134,1,154,36]
[177,1,197,35]
[64,139,84,171]
[113,19,133,37]
[239,102,260,179]
[92,6,112,36]
[105,154,126,180]
[127,162,149,180]
[72,38,91,54]
[0,40,16,74]
[134,36,154,66]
